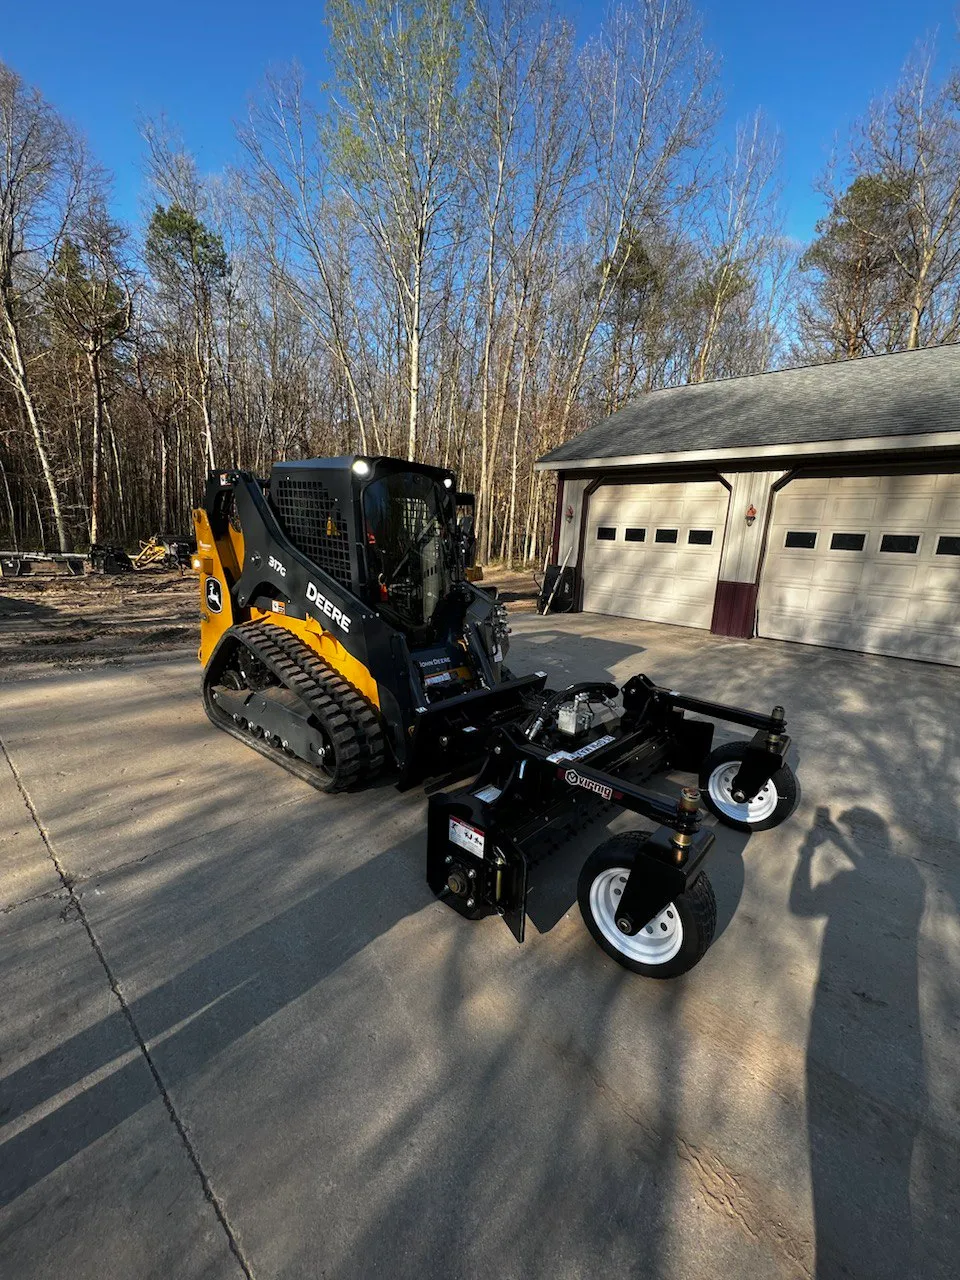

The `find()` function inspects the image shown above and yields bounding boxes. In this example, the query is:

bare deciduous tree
[0,62,85,549]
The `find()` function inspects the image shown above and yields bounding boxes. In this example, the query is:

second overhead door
[582,481,728,628]
[758,473,960,664]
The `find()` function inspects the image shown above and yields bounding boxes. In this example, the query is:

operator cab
[362,467,460,631]
[264,454,502,700]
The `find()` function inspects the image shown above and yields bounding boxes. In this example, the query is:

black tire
[698,740,798,832]
[577,833,717,978]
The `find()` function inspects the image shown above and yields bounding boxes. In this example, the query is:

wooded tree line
[1,1,959,560]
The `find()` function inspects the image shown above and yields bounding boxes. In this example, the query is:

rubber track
[258,624,386,778]
[204,620,385,791]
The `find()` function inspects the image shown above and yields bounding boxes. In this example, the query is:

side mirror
[458,514,477,568]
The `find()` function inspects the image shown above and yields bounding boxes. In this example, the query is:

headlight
[352,459,371,477]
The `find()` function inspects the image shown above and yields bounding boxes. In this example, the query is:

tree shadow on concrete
[12,616,958,1276]
[790,805,926,1280]
[0,803,696,1279]
[0,594,60,622]
[0,829,426,1209]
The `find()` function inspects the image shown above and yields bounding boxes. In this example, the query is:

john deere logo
[205,577,223,614]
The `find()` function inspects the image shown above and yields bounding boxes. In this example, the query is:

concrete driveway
[2,614,958,1280]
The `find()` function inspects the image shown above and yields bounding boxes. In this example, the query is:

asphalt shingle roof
[539,343,960,466]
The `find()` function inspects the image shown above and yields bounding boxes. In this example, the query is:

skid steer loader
[193,455,798,977]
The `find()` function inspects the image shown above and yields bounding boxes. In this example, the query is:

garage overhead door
[758,474,960,665]
[582,481,728,628]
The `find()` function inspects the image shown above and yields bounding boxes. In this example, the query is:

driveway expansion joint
[0,887,69,915]
[0,732,256,1280]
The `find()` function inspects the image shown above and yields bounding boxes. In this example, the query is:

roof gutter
[534,429,960,472]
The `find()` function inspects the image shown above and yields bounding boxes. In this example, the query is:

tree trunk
[105,406,126,542]
[86,346,105,544]
[505,356,528,566]
[0,308,69,550]
[407,253,423,461]
[194,311,216,469]
[905,267,928,350]
[0,456,17,549]
[160,431,169,529]
[30,486,44,551]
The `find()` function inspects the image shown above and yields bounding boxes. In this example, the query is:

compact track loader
[194,455,798,977]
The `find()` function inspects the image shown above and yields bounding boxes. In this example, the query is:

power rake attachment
[193,453,798,979]
[426,675,797,978]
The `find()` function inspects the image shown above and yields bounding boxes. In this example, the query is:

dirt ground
[0,564,540,675]
[0,571,199,675]
[477,563,540,611]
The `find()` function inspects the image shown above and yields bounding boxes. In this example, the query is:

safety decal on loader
[449,816,485,858]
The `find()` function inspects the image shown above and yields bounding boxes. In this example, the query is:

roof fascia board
[535,429,960,472]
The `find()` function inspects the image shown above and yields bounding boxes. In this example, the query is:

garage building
[537,343,960,666]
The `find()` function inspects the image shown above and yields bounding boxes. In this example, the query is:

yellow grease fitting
[248,609,381,710]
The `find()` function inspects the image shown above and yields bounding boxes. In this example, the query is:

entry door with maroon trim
[582,481,728,628]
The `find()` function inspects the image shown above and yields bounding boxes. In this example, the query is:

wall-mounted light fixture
[745,504,757,526]
[565,504,574,522]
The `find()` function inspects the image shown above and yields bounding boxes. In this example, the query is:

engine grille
[271,477,353,589]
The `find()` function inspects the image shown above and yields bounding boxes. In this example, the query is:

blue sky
[1,0,956,243]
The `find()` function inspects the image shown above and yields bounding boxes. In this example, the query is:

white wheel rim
[589,867,683,965]
[707,761,778,824]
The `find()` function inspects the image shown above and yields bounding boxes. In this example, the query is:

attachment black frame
[426,677,791,944]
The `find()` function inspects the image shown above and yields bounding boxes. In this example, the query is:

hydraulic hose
[523,680,620,742]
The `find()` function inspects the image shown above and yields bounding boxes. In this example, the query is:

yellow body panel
[191,505,380,709]
[248,609,381,709]
[193,508,236,666]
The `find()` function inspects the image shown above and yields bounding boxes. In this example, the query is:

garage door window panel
[784,531,817,549]
[625,527,646,542]
[688,529,714,545]
[880,534,920,554]
[936,536,960,556]
[596,527,617,541]
[829,532,867,551]
[655,528,679,544]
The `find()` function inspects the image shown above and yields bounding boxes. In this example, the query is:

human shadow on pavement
[790,806,926,1280]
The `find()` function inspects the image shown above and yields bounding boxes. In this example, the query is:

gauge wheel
[577,834,717,978]
[699,740,798,832]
